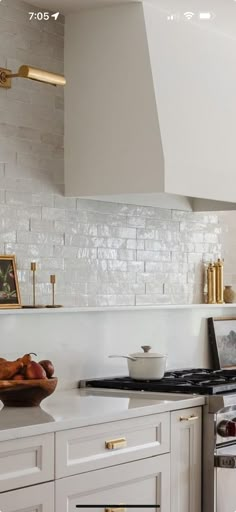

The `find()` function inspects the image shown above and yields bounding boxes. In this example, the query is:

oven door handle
[215,455,236,469]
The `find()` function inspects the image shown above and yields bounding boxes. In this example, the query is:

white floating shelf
[0,304,235,315]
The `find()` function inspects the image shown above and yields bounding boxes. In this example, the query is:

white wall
[1,306,235,389]
[0,0,225,308]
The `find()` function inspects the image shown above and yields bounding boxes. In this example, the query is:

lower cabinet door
[170,407,202,512]
[0,481,54,512]
[55,454,170,512]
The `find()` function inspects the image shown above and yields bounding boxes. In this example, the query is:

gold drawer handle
[105,508,126,512]
[179,415,199,422]
[105,438,127,450]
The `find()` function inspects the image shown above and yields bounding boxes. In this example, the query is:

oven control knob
[217,420,236,437]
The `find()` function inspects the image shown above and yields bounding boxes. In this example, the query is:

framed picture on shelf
[0,255,21,309]
[208,316,236,369]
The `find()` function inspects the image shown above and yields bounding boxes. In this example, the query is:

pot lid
[130,346,166,359]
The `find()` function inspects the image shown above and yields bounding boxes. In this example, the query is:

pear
[25,361,47,380]
[12,373,25,381]
[39,360,54,378]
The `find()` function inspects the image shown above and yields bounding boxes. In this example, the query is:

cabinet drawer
[0,433,54,493]
[56,412,170,478]
[55,454,170,512]
[0,481,54,512]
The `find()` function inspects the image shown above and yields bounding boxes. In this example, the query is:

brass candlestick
[31,261,36,307]
[51,274,55,306]
[22,261,45,308]
[46,274,62,308]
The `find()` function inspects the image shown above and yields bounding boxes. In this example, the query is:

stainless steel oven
[215,445,236,512]
[203,396,236,512]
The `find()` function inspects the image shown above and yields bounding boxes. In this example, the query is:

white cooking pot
[109,345,167,380]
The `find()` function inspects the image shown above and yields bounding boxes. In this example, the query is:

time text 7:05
[29,12,50,20]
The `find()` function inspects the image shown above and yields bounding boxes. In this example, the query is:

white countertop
[0,388,205,442]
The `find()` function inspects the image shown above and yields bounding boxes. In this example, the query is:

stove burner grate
[82,368,236,395]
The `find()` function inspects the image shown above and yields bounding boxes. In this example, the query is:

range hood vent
[65,1,236,211]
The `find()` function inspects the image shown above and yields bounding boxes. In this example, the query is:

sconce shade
[0,66,66,88]
[18,66,66,86]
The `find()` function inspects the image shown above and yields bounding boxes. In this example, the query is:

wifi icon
[184,11,195,20]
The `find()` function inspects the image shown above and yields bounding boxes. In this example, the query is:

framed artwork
[0,255,21,309]
[208,316,236,369]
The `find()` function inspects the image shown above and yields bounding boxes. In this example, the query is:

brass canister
[215,258,224,304]
[207,263,216,304]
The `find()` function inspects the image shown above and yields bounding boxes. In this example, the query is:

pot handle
[108,355,137,361]
[141,345,152,353]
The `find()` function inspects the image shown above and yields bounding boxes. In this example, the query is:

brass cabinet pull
[105,438,127,450]
[105,508,126,512]
[179,415,199,422]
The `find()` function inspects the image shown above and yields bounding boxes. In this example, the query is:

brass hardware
[179,415,199,422]
[17,65,66,86]
[207,263,216,304]
[105,508,126,512]
[0,68,12,89]
[105,438,127,450]
[0,65,66,89]
[215,258,224,304]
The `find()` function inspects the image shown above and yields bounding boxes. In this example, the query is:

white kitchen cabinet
[0,433,54,493]
[55,454,170,512]
[170,407,202,512]
[0,481,54,512]
[56,412,170,478]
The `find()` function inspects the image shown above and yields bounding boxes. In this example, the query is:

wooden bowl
[0,378,58,407]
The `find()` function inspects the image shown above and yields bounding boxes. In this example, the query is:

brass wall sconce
[0,65,66,89]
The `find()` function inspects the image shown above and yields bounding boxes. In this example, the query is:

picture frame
[0,255,21,309]
[208,316,236,369]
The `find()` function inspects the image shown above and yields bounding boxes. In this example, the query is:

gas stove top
[81,368,236,395]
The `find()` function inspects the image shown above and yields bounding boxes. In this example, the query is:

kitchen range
[81,368,236,512]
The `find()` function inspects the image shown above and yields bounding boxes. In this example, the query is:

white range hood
[65,1,236,211]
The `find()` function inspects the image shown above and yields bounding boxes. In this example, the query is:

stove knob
[217,420,236,437]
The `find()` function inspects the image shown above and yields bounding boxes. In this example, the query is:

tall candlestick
[31,261,36,307]
[46,274,62,308]
[50,274,56,307]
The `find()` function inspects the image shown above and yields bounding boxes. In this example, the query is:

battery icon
[199,12,212,19]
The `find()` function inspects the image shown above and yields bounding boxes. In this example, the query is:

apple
[25,361,47,380]
[12,373,25,381]
[39,360,54,378]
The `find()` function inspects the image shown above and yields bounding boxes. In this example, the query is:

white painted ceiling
[29,0,140,14]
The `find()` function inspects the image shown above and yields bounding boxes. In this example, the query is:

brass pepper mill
[207,263,216,304]
[203,261,209,304]
[215,258,224,304]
